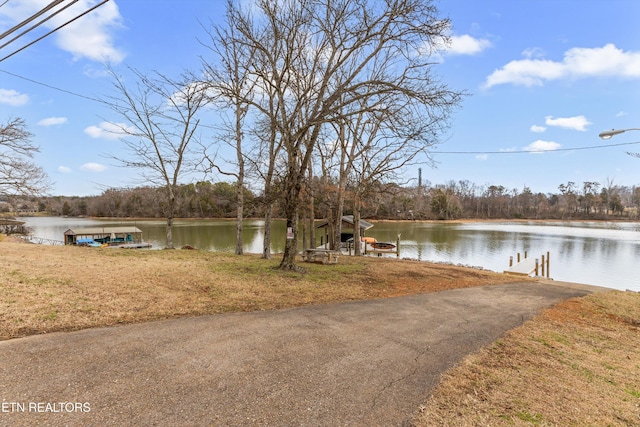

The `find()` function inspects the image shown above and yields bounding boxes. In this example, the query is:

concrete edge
[532,278,617,293]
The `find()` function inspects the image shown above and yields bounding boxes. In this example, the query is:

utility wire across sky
[0,0,110,63]
[434,140,640,155]
[4,61,639,157]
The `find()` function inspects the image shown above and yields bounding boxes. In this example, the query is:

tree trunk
[280,210,300,270]
[302,207,308,251]
[332,122,347,251]
[235,191,243,255]
[235,103,245,255]
[279,163,304,271]
[353,194,362,256]
[166,215,174,249]
[308,167,316,250]
[165,191,175,249]
[262,204,273,259]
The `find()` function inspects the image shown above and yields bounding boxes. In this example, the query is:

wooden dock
[504,251,550,278]
[504,257,537,276]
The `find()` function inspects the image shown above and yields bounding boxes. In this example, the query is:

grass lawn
[1,236,638,425]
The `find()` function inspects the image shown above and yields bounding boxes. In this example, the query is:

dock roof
[316,215,374,231]
[64,226,142,236]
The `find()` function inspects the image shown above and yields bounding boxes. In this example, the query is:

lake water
[17,216,640,292]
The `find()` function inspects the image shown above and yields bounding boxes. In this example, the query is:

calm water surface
[18,217,640,292]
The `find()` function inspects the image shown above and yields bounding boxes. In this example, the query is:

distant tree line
[21,178,640,221]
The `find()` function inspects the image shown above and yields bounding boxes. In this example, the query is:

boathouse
[315,215,374,248]
[0,219,27,235]
[64,226,143,246]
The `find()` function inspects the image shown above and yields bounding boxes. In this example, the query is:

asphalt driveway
[0,280,603,426]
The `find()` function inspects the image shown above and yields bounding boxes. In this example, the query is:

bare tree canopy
[200,12,261,256]
[0,118,50,197]
[105,68,209,249]
[212,0,464,269]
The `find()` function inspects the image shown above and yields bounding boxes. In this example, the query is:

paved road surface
[0,281,603,426]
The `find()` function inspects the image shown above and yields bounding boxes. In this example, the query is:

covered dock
[64,226,144,246]
[315,215,374,249]
[0,219,27,235]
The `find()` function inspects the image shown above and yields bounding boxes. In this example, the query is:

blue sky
[1,0,639,196]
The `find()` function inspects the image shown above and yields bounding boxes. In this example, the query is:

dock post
[546,251,550,278]
[517,253,521,263]
[535,258,539,276]
[525,250,528,259]
[509,256,513,267]
[396,234,401,258]
[541,254,545,277]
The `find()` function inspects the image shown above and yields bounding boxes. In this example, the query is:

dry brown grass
[0,237,517,340]
[5,236,638,425]
[412,290,640,426]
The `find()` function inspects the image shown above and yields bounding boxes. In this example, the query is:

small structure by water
[315,215,374,248]
[314,216,401,257]
[0,219,27,235]
[64,226,145,247]
[504,251,550,278]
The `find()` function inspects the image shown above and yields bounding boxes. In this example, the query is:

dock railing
[17,235,64,245]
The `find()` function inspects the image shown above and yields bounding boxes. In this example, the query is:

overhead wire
[2,63,638,152]
[0,68,107,104]
[0,0,110,63]
[435,140,640,155]
[0,0,65,41]
[0,0,80,51]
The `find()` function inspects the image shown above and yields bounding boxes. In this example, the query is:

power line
[0,68,107,104]
[435,140,640,155]
[0,0,110,63]
[0,0,65,41]
[0,0,79,51]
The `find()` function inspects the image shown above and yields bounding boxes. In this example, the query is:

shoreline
[9,212,640,224]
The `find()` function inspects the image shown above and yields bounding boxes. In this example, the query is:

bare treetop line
[13,179,640,222]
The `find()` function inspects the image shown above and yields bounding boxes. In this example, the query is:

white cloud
[1,0,125,63]
[475,154,488,161]
[530,125,546,133]
[616,111,628,117]
[545,115,591,131]
[523,140,561,153]
[484,43,640,88]
[424,33,491,59]
[522,47,545,59]
[80,163,107,172]
[447,34,492,56]
[38,117,68,126]
[0,88,29,106]
[484,58,564,88]
[58,166,72,174]
[84,121,132,140]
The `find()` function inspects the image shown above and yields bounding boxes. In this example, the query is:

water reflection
[17,217,640,292]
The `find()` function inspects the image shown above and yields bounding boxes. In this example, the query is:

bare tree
[219,0,462,270]
[0,118,50,197]
[106,68,208,249]
[200,8,260,255]
[349,100,440,252]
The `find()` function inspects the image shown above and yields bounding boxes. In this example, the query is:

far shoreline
[11,213,640,224]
